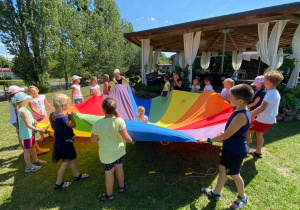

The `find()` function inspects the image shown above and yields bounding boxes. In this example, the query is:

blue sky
[0,0,297,58]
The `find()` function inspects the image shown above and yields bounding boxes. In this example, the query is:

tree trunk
[64,59,68,90]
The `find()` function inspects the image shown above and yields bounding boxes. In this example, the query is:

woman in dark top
[113,69,129,85]
[172,72,182,90]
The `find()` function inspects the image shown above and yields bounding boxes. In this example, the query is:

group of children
[7,69,284,208]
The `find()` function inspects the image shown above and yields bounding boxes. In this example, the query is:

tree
[159,53,170,64]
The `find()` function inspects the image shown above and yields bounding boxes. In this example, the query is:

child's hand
[131,140,136,144]
[67,111,76,116]
[196,139,208,143]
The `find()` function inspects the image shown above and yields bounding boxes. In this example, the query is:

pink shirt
[103,81,111,94]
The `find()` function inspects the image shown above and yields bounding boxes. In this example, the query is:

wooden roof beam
[283,15,300,24]
[228,33,239,50]
[206,34,223,51]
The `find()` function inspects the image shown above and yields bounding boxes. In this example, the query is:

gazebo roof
[124,2,300,52]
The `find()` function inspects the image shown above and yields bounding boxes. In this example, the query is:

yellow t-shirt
[91,117,126,164]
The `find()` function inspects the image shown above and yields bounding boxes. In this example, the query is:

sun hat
[7,85,25,94]
[251,75,264,86]
[72,75,82,80]
[11,92,31,102]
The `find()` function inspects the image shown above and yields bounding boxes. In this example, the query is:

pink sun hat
[7,85,25,94]
[251,76,264,86]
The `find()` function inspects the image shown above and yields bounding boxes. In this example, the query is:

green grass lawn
[0,86,299,209]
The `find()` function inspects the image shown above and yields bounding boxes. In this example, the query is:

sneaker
[25,165,41,173]
[33,160,47,166]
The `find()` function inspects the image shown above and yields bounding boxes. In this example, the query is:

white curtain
[179,51,185,69]
[232,50,244,71]
[256,20,288,73]
[153,49,161,72]
[141,39,150,85]
[287,25,300,88]
[201,52,211,70]
[184,31,202,82]
[275,48,284,69]
[148,45,153,73]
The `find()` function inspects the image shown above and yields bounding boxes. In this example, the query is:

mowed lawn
[0,85,299,209]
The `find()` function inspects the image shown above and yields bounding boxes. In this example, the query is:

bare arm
[20,110,44,132]
[80,90,84,102]
[250,101,269,120]
[121,76,129,83]
[44,99,55,112]
[66,112,76,128]
[91,133,99,143]
[197,113,247,143]
[174,79,182,88]
[167,84,170,94]
[119,128,135,144]
[247,97,261,109]
[72,87,75,105]
[90,89,94,96]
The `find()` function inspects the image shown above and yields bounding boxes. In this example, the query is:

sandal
[98,193,115,201]
[54,182,71,190]
[230,195,248,209]
[249,151,262,158]
[37,148,50,156]
[74,173,89,181]
[201,188,221,201]
[119,182,130,193]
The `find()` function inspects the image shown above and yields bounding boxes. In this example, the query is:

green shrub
[278,85,300,110]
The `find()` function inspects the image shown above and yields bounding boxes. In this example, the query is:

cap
[7,85,25,94]
[251,75,264,86]
[72,75,82,80]
[11,92,31,102]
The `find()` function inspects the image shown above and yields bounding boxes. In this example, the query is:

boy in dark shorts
[197,84,253,209]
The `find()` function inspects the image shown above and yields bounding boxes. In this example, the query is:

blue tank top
[223,109,250,155]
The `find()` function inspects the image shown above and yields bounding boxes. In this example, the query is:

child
[113,69,129,84]
[71,75,84,105]
[219,78,234,102]
[247,76,266,111]
[203,77,213,92]
[50,93,89,189]
[91,97,135,201]
[172,72,182,90]
[161,75,170,97]
[8,85,50,155]
[28,85,55,140]
[103,74,111,95]
[190,78,200,93]
[14,92,47,172]
[135,106,148,123]
[197,84,253,210]
[90,76,102,96]
[246,71,283,158]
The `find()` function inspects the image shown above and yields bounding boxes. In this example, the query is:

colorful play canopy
[38,84,234,142]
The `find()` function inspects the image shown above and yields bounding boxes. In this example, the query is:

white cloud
[165,20,172,24]
[0,54,15,61]
[133,17,144,22]
[0,43,5,47]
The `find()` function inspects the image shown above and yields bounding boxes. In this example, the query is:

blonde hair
[91,76,97,83]
[103,74,109,83]
[114,69,120,74]
[224,78,234,87]
[137,106,145,114]
[16,98,28,107]
[264,71,284,86]
[53,93,70,109]
[28,85,39,91]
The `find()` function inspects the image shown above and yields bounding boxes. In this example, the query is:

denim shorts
[102,156,124,171]
[74,98,82,104]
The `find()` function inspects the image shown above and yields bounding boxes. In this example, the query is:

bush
[36,73,51,93]
[278,85,300,110]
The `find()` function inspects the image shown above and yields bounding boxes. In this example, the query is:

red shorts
[23,135,36,149]
[249,120,273,133]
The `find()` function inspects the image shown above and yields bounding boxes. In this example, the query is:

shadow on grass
[0,137,222,209]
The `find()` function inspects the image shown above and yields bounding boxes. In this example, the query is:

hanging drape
[275,48,284,69]
[256,20,288,73]
[287,25,300,88]
[179,51,185,69]
[141,39,150,85]
[153,49,161,72]
[200,52,211,70]
[232,49,244,71]
[184,31,202,82]
[148,45,153,73]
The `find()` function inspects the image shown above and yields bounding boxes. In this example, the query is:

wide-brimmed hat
[251,76,264,86]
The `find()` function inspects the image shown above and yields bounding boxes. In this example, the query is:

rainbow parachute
[38,84,234,142]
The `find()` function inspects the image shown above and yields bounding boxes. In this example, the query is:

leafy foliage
[159,53,170,64]
[278,85,300,110]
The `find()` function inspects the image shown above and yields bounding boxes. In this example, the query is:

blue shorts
[74,98,82,104]
[220,149,246,175]
[12,123,17,129]
[102,156,124,171]
[162,91,168,97]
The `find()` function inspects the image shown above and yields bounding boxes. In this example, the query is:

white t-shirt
[30,95,45,112]
[190,85,200,93]
[72,84,82,99]
[9,103,17,124]
[220,88,231,100]
[90,84,101,96]
[256,89,281,124]
[203,85,213,92]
